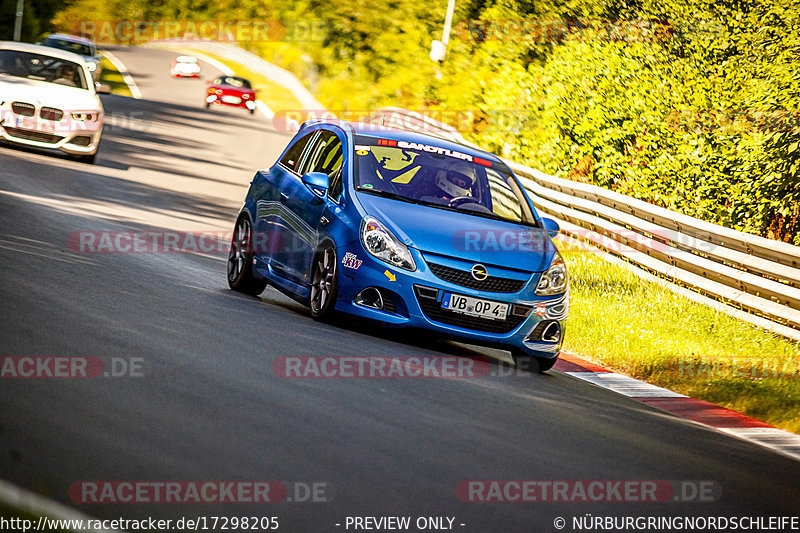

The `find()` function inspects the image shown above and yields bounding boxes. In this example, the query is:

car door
[252,130,317,277]
[281,129,345,284]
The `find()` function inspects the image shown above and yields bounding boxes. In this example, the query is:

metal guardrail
[361,108,800,340]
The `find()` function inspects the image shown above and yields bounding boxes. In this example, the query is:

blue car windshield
[353,135,530,225]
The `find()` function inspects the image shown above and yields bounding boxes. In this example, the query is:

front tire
[309,245,338,318]
[512,350,558,373]
[227,215,267,296]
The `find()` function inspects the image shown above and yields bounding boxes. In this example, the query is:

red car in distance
[205,76,257,115]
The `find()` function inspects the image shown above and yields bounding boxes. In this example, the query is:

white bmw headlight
[70,112,99,122]
[535,251,568,295]
[360,216,416,271]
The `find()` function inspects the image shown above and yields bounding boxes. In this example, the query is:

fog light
[69,135,92,147]
[355,288,384,310]
[527,320,561,343]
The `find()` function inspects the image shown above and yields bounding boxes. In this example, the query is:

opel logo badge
[471,264,488,281]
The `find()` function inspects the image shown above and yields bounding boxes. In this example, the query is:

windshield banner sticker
[395,140,474,162]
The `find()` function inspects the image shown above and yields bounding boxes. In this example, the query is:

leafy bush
[51,0,800,243]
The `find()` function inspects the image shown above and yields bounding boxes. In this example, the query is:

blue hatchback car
[227,120,569,371]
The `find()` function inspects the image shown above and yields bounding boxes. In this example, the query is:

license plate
[221,95,242,104]
[441,293,509,320]
[16,117,54,133]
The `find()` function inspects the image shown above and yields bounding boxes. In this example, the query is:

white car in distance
[40,34,103,82]
[170,56,201,78]
[0,41,110,164]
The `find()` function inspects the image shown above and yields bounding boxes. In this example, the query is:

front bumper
[206,95,256,111]
[333,244,569,359]
[0,110,102,156]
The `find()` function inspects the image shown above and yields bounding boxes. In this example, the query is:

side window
[299,130,343,177]
[328,167,344,204]
[279,132,315,173]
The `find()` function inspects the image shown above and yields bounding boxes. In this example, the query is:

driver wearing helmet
[435,169,474,200]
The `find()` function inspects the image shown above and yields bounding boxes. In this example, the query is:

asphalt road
[1,46,799,532]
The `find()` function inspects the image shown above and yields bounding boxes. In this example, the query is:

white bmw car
[0,41,109,164]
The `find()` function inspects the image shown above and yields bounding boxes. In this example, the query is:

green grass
[98,56,133,97]
[559,238,800,433]
[177,48,306,112]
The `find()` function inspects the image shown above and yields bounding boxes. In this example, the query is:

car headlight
[70,112,100,122]
[535,251,568,295]
[243,94,250,99]
[360,216,416,271]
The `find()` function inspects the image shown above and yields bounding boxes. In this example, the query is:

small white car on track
[170,56,201,78]
[0,41,109,164]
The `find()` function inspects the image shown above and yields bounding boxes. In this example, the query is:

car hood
[356,193,556,272]
[0,75,102,111]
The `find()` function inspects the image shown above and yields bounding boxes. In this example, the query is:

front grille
[40,107,64,121]
[11,102,35,117]
[3,127,64,144]
[428,263,528,293]
[414,286,530,334]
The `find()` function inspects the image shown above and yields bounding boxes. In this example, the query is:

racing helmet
[435,169,474,198]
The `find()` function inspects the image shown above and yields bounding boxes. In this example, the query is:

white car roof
[176,56,199,63]
[0,41,89,65]
[44,33,97,47]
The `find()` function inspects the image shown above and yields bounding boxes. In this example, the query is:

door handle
[279,192,289,202]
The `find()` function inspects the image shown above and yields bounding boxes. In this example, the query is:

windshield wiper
[355,187,423,205]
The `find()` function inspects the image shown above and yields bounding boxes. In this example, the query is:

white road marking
[0,477,122,533]
[719,427,800,461]
[565,371,687,398]
[100,50,142,99]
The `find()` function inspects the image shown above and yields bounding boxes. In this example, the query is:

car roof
[43,33,96,46]
[0,41,88,64]
[302,119,503,163]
